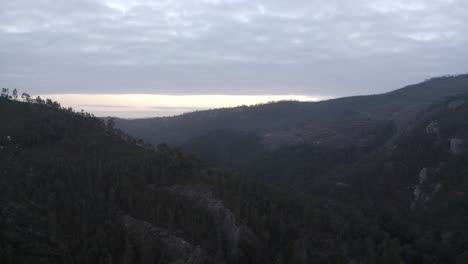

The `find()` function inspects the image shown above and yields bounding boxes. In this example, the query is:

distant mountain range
[114,74,468,148]
[114,74,468,190]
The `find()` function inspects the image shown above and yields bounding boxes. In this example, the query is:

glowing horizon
[40,94,332,118]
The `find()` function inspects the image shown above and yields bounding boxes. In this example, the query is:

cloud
[0,0,467,97]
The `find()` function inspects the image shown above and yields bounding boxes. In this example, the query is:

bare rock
[165,185,240,244]
[450,138,465,155]
[411,167,443,209]
[447,100,465,110]
[413,186,422,201]
[419,168,428,183]
[425,120,440,135]
[163,185,259,261]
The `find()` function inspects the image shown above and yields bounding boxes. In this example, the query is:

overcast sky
[1,0,468,99]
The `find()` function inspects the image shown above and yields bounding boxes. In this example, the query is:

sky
[41,94,328,118]
[1,0,467,117]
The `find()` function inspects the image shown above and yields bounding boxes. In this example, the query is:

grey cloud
[0,0,467,97]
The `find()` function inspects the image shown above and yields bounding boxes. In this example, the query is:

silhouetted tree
[21,93,31,102]
[12,89,18,100]
[35,96,45,104]
[46,98,54,106]
[52,100,61,109]
[1,88,9,98]
[106,118,115,130]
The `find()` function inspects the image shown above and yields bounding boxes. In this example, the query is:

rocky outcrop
[162,185,259,261]
[425,120,440,136]
[450,138,465,155]
[447,100,465,110]
[419,168,429,183]
[165,185,240,249]
[411,167,443,209]
[121,214,205,264]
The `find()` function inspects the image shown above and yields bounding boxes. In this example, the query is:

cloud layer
[1,0,467,96]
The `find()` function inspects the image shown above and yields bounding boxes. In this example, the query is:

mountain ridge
[113,74,468,147]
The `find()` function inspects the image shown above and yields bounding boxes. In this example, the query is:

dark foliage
[2,74,468,263]
[0,97,407,263]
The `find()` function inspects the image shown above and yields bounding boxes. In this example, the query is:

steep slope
[0,97,412,263]
[344,95,468,263]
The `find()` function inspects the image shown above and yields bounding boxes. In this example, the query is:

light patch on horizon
[41,94,331,118]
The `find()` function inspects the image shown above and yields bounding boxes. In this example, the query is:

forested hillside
[0,97,415,263]
[109,74,468,263]
[345,95,468,264]
[2,79,468,263]
[114,74,468,193]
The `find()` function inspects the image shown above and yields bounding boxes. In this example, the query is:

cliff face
[161,185,260,262]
